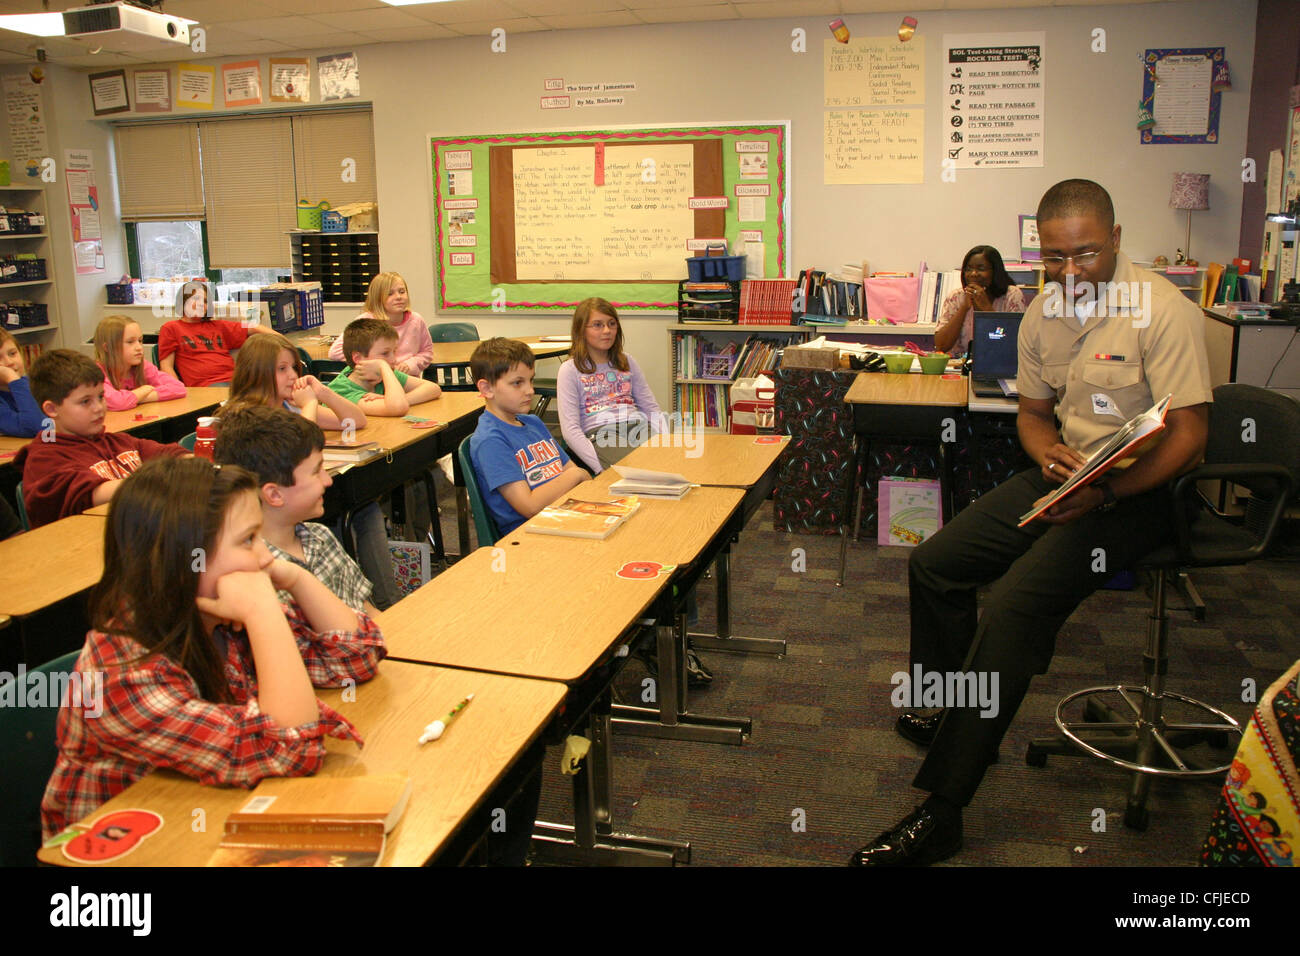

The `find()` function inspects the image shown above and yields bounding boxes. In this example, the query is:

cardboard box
[782,346,839,370]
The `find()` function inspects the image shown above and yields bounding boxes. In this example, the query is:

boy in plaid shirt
[42,458,385,839]
[215,405,377,616]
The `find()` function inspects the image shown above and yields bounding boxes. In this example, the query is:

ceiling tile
[358,25,460,41]
[401,0,532,25]
[633,5,738,23]
[259,0,399,13]
[535,11,642,29]
[733,1,843,16]
[228,15,341,38]
[441,16,550,35]
[508,0,626,14]
[308,7,431,30]
[164,0,283,23]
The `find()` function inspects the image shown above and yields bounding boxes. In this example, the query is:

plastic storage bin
[296,200,326,231]
[686,255,746,283]
[321,210,347,233]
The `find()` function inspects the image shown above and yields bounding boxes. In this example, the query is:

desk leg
[421,471,446,563]
[612,615,752,746]
[688,546,786,657]
[531,689,690,866]
[838,433,863,588]
[939,438,956,524]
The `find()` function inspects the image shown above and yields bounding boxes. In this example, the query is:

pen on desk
[419,693,474,744]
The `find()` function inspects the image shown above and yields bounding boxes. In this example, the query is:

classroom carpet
[432,484,1300,867]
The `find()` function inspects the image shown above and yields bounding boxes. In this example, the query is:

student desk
[617,434,791,658]
[323,392,484,560]
[0,515,105,671]
[378,541,691,863]
[36,660,566,867]
[0,387,226,460]
[840,372,968,584]
[103,387,229,443]
[499,474,753,746]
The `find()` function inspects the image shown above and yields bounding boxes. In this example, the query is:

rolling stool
[1026,384,1299,829]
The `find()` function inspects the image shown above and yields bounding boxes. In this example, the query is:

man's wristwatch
[1095,480,1118,513]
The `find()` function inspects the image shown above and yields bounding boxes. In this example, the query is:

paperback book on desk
[526,496,641,539]
[609,466,693,499]
[206,773,413,867]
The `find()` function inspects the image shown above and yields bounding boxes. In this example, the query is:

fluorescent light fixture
[0,13,67,37]
[379,0,458,6]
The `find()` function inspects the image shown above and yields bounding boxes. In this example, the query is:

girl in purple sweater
[558,297,666,474]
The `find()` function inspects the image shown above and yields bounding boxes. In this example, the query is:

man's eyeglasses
[1040,250,1104,267]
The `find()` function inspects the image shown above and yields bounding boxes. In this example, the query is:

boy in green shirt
[328,318,441,412]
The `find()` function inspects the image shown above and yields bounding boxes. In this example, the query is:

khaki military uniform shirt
[1017,251,1213,458]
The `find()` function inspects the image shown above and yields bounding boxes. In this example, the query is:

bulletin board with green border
[430,123,790,312]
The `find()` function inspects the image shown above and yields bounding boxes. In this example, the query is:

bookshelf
[1133,263,1206,303]
[668,323,808,433]
[0,185,62,363]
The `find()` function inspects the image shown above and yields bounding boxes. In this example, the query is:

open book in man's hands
[1018,394,1172,527]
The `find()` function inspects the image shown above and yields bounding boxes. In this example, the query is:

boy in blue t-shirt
[469,337,589,536]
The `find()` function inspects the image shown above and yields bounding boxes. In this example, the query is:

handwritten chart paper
[2,73,49,169]
[943,33,1045,169]
[512,144,693,281]
[824,38,924,107]
[824,109,923,184]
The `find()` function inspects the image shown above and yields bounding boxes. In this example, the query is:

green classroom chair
[150,343,159,367]
[295,347,314,375]
[0,649,81,866]
[14,480,28,532]
[179,432,196,452]
[456,435,501,546]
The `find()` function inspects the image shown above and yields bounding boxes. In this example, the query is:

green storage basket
[296,199,328,231]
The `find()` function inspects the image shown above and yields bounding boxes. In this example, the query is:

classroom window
[114,109,376,280]
[135,220,205,280]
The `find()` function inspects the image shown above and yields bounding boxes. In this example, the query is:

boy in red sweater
[16,350,186,528]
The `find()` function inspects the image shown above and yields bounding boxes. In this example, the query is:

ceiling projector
[62,3,191,51]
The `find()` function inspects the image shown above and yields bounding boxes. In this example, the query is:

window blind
[292,110,377,207]
[200,116,297,269]
[113,123,204,221]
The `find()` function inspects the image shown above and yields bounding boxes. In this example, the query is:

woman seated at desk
[934,245,1025,356]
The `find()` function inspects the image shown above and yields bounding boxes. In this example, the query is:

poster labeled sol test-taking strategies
[943,32,1046,169]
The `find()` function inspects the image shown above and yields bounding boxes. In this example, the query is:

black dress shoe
[896,709,945,746]
[849,806,962,867]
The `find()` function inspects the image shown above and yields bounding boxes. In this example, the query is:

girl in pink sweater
[94,315,186,411]
[327,271,433,375]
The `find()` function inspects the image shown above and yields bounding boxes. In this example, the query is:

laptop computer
[970,312,1024,398]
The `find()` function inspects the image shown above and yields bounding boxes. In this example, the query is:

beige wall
[3,0,1260,396]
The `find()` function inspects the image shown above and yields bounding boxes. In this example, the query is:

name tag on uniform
[1091,392,1125,418]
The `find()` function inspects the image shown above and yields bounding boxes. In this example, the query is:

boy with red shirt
[16,350,186,528]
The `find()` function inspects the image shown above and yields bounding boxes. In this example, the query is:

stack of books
[738,278,798,325]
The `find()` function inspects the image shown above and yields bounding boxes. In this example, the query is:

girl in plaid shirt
[41,457,386,840]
